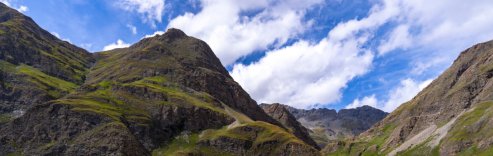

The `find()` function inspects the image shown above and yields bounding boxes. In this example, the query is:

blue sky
[3,0,493,112]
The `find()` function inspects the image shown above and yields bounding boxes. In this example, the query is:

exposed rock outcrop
[260,103,320,149]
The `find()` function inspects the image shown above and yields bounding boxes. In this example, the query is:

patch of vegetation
[54,97,149,123]
[5,152,22,156]
[0,60,16,72]
[441,101,493,155]
[17,64,78,97]
[325,123,397,156]
[479,62,493,74]
[152,133,200,156]
[124,77,226,115]
[367,123,396,147]
[39,140,57,150]
[200,121,309,154]
[152,131,233,156]
[397,138,439,156]
[0,113,12,123]
[309,127,329,146]
[445,101,493,141]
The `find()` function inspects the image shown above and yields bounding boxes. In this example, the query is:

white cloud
[126,24,138,35]
[115,0,165,28]
[231,38,373,109]
[378,24,412,55]
[103,39,131,51]
[230,0,404,109]
[167,0,323,66]
[378,0,493,72]
[17,5,27,12]
[346,95,378,109]
[51,32,71,42]
[381,78,432,112]
[143,30,164,38]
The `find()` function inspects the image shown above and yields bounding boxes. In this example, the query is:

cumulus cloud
[378,24,412,55]
[115,0,165,27]
[381,78,432,112]
[231,38,373,109]
[103,39,131,51]
[17,5,27,12]
[143,30,164,38]
[230,0,493,109]
[231,0,404,109]
[346,95,378,109]
[167,0,323,65]
[126,24,137,35]
[380,0,493,70]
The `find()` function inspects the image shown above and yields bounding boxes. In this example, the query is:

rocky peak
[260,103,320,149]
[89,28,281,127]
[159,28,187,42]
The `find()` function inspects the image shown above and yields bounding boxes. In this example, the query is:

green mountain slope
[324,40,493,155]
[0,2,94,124]
[0,4,319,155]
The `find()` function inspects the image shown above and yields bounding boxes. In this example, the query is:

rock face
[326,40,493,155]
[275,104,387,148]
[0,4,318,156]
[259,103,320,149]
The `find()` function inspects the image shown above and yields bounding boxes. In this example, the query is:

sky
[3,0,493,112]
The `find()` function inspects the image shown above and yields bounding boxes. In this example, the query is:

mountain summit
[0,4,318,155]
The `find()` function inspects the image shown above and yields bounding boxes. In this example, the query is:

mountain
[260,103,320,149]
[261,103,387,148]
[325,40,493,155]
[0,4,319,156]
[0,2,94,124]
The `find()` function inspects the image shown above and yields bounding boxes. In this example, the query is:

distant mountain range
[260,104,388,148]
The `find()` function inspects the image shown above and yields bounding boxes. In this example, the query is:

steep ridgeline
[0,3,94,124]
[261,104,387,148]
[325,40,493,156]
[0,4,319,155]
[260,103,320,149]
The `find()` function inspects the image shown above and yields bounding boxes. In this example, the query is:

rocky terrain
[325,40,493,155]
[3,1,493,155]
[0,3,319,156]
[261,103,388,148]
[260,103,320,149]
[0,2,94,122]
